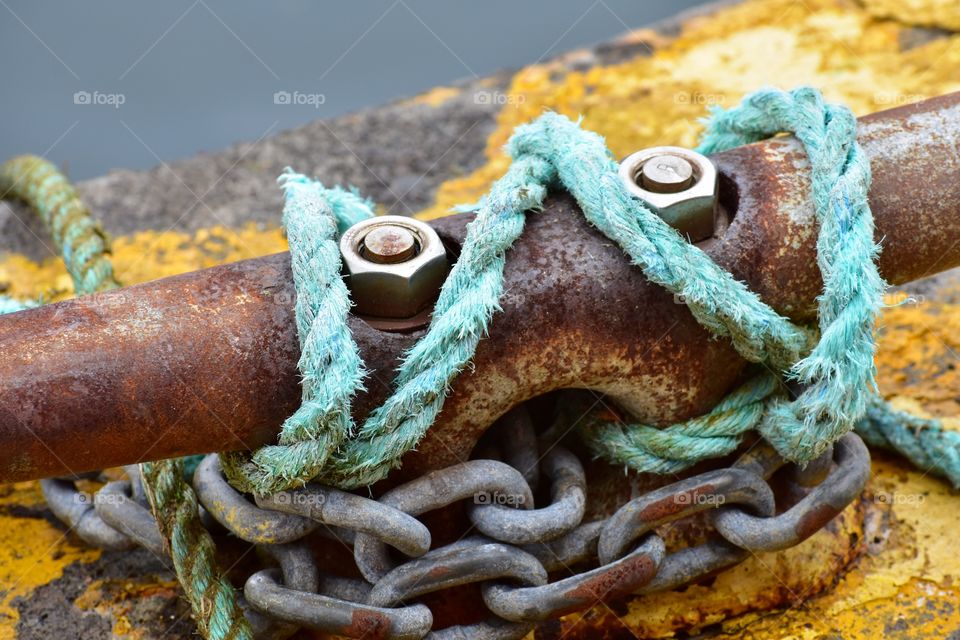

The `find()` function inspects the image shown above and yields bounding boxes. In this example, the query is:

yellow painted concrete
[862,0,960,31]
[0,482,100,639]
[0,224,287,303]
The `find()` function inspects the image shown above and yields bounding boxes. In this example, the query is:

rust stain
[562,553,658,615]
[343,609,392,640]
[638,484,716,522]
[426,565,453,580]
[794,502,842,542]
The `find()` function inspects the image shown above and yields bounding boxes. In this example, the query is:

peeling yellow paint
[876,293,960,420]
[714,461,960,640]
[0,482,100,639]
[554,499,865,638]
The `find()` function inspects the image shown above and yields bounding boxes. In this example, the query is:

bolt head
[362,225,418,264]
[339,216,449,319]
[640,154,695,193]
[619,146,718,242]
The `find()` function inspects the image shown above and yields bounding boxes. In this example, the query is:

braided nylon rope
[141,458,252,640]
[0,156,253,640]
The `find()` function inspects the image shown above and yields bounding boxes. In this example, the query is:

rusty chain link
[55,404,870,639]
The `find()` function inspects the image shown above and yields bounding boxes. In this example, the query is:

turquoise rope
[223,86,959,497]
[141,458,252,640]
[221,173,373,493]
[858,397,960,484]
[696,87,883,463]
[584,86,884,471]
[0,297,31,313]
[222,155,552,493]
[577,372,781,475]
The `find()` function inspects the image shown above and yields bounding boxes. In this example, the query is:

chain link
[48,404,870,639]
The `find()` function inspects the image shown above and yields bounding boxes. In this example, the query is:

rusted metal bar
[1,94,959,483]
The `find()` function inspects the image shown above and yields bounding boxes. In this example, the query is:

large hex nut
[339,215,449,319]
[618,146,718,242]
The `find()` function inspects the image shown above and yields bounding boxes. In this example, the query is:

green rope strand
[0,155,119,295]
[141,459,252,640]
[578,372,781,475]
[0,156,252,640]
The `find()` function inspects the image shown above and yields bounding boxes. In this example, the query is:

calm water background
[0,1,709,179]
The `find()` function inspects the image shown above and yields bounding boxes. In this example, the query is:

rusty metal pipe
[1,94,959,483]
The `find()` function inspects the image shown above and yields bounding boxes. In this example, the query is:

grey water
[0,1,710,180]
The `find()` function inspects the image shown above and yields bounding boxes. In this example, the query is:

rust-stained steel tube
[1,94,959,483]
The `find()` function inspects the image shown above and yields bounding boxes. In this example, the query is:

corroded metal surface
[1,94,959,484]
[2,0,960,637]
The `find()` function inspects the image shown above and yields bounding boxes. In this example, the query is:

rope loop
[226,86,881,496]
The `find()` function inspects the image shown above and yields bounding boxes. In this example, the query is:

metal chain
[193,411,868,638]
[49,404,870,639]
[40,465,163,552]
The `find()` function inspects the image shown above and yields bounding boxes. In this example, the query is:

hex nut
[618,146,718,242]
[339,215,449,319]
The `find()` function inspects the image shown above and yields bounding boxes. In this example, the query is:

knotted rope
[584,86,886,473]
[4,87,960,640]
[225,87,955,500]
